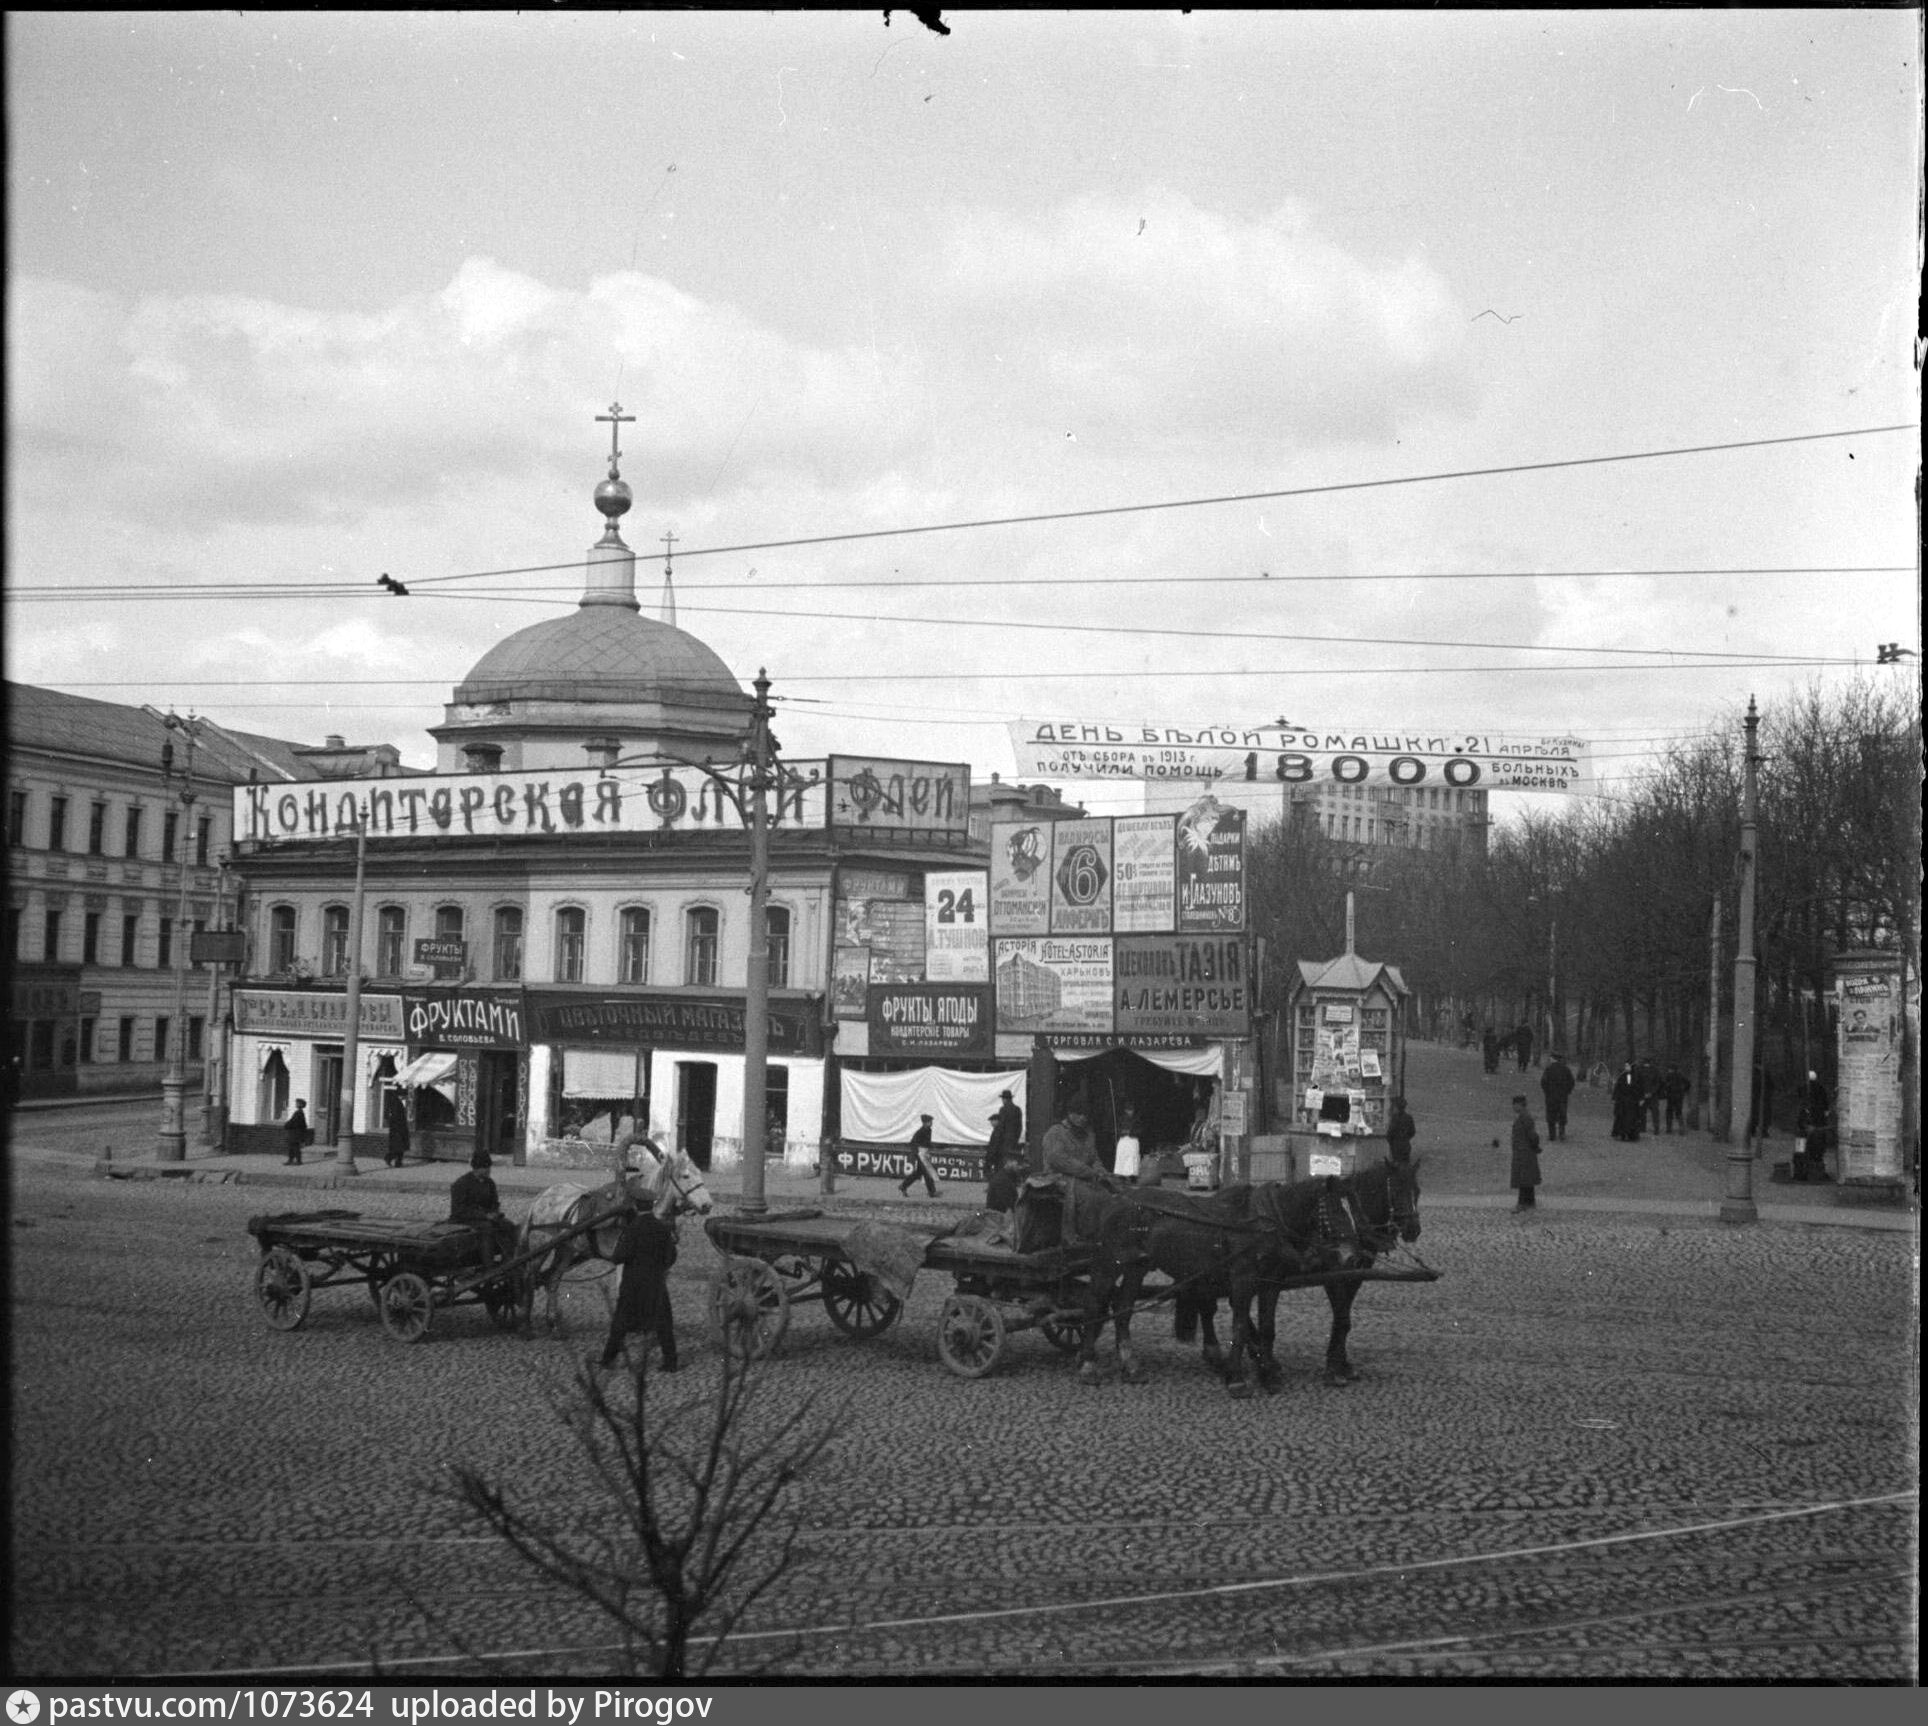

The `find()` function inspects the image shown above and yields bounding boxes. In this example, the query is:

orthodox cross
[661,529,677,568]
[596,401,635,475]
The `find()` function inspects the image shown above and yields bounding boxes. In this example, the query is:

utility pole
[1546,907,1559,1058]
[335,811,367,1176]
[1721,698,1761,1224]
[156,716,202,1162]
[197,858,227,1149]
[739,670,774,1215]
[1704,892,1722,1136]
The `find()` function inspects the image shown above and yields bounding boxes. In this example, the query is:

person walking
[282,1098,310,1165]
[1386,1095,1417,1164]
[596,1203,680,1373]
[1610,1063,1643,1142]
[985,1088,1023,1178]
[383,1088,410,1169]
[1540,1052,1575,1142]
[1510,1095,1543,1211]
[1514,1022,1535,1073]
[1660,1063,1691,1134]
[1636,1055,1663,1137]
[899,1114,942,1197]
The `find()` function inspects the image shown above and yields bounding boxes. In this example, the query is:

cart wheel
[937,1294,1006,1379]
[708,1256,789,1360]
[1040,1313,1084,1354]
[378,1272,434,1343]
[255,1248,311,1331]
[484,1270,533,1332]
[365,1255,394,1311]
[821,1262,902,1339]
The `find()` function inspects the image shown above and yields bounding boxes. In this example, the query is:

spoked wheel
[821,1261,902,1340]
[378,1272,434,1343]
[484,1269,533,1332]
[365,1254,395,1312]
[255,1248,311,1331]
[937,1293,1006,1379]
[1039,1313,1083,1354]
[708,1256,789,1360]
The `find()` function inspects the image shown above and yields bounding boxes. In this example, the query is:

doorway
[314,1046,344,1145]
[475,1051,521,1165]
[675,1062,718,1170]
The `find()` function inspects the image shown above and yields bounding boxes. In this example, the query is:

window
[122,913,140,966]
[30,1022,55,1071]
[48,797,68,852]
[765,906,791,989]
[117,1017,135,1063]
[155,1017,171,1063]
[191,919,206,970]
[435,905,465,944]
[685,907,719,987]
[163,811,178,861]
[43,908,61,961]
[492,906,523,982]
[321,905,350,977]
[5,906,19,960]
[88,802,107,855]
[555,907,585,983]
[269,905,297,973]
[8,790,25,847]
[196,817,212,865]
[188,1017,204,1060]
[83,912,101,964]
[162,917,179,969]
[79,1019,95,1064]
[124,805,143,857]
[619,908,650,985]
[463,744,503,773]
[376,906,406,976]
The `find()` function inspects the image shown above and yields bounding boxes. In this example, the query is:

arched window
[492,906,524,982]
[765,906,791,989]
[259,1048,290,1122]
[685,907,719,987]
[268,904,297,974]
[620,907,650,985]
[375,906,406,977]
[321,905,350,976]
[434,904,465,944]
[555,906,586,983]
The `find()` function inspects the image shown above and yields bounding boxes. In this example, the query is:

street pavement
[7,1045,1918,1682]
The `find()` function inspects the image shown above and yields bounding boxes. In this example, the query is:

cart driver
[1043,1105,1116,1192]
[449,1149,515,1270]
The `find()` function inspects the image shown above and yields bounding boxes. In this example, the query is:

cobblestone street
[9,1110,1919,1683]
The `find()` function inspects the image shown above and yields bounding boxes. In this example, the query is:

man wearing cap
[450,1148,514,1269]
[985,1088,1023,1179]
[899,1114,943,1197]
[1043,1104,1112,1190]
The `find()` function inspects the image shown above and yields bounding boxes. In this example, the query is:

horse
[1177,1155,1423,1388]
[520,1141,714,1331]
[1072,1176,1363,1397]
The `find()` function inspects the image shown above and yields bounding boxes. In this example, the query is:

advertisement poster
[1113,935,1251,1038]
[1835,964,1904,1181]
[867,983,993,1056]
[925,870,990,982]
[832,945,871,1020]
[837,869,926,985]
[989,821,1052,935]
[827,756,970,838]
[992,937,1112,1036]
[1112,814,1177,932]
[1050,819,1115,935]
[1175,797,1246,932]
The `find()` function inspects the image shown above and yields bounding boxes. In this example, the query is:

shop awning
[393,1051,458,1093]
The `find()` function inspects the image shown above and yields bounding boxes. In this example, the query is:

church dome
[454,609,746,709]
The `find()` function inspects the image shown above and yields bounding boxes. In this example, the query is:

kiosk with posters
[1283,939,1409,1180]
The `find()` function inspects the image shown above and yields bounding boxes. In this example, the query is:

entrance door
[475,1051,521,1165]
[676,1062,717,1170]
[314,1046,344,1145]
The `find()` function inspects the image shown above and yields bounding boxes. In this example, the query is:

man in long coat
[1510,1095,1543,1211]
[598,1206,679,1372]
[1540,1053,1575,1142]
[985,1089,1023,1177]
[1610,1063,1643,1142]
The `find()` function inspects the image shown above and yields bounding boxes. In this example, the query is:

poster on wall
[924,870,989,982]
[867,983,993,1056]
[1175,797,1246,932]
[1112,815,1177,932]
[989,821,1052,935]
[832,946,871,1020]
[1112,935,1251,1038]
[992,937,1112,1036]
[836,869,926,985]
[1835,963,1905,1181]
[1050,819,1114,935]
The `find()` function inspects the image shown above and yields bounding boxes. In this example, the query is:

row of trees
[1249,677,1920,1122]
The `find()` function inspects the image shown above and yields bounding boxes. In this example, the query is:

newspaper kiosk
[1284,947,1409,1179]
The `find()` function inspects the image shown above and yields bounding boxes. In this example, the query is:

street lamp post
[1721,698,1761,1224]
[739,670,774,1216]
[156,716,202,1162]
[335,813,368,1175]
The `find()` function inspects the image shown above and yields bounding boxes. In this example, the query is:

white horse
[520,1133,714,1331]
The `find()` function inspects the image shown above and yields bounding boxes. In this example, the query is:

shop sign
[1112,815,1177,932]
[402,988,525,1051]
[833,1146,981,1184]
[989,822,1052,935]
[189,930,248,965]
[867,983,992,1056]
[924,870,989,982]
[1175,797,1246,932]
[1050,820,1114,935]
[233,988,405,1040]
[992,937,1111,1037]
[414,938,468,968]
[1113,935,1251,1038]
[827,756,970,839]
[1008,719,1592,794]
[11,972,80,1018]
[523,990,825,1057]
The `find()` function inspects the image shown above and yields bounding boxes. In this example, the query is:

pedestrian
[1660,1063,1691,1134]
[449,1149,514,1269]
[1540,1052,1575,1142]
[1509,1094,1543,1211]
[1515,1022,1534,1072]
[899,1114,942,1197]
[985,1087,1023,1178]
[1482,1027,1500,1076]
[1385,1095,1416,1164]
[1610,1063,1642,1142]
[597,1202,680,1373]
[282,1098,310,1165]
[1113,1103,1142,1183]
[1795,1071,1831,1182]
[383,1088,410,1168]
[1636,1054,1663,1136]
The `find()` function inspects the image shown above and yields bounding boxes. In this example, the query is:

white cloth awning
[1057,1045,1224,1079]
[394,1051,458,1092]
[561,1047,645,1099]
[840,1066,1027,1145]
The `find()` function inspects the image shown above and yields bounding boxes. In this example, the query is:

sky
[7,10,1921,823]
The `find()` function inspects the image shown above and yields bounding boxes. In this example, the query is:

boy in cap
[899,1113,943,1197]
[449,1148,514,1268]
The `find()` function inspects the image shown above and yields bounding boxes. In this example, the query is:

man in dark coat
[1514,1022,1534,1072]
[282,1099,310,1165]
[1481,1027,1500,1075]
[1660,1063,1691,1134]
[1385,1096,1417,1164]
[985,1089,1023,1177]
[383,1089,410,1168]
[1510,1095,1543,1211]
[449,1149,514,1268]
[899,1114,942,1197]
[1610,1063,1643,1142]
[1540,1053,1575,1142]
[598,1205,679,1372]
[1636,1056,1663,1136]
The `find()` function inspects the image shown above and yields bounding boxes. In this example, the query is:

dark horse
[1177,1156,1422,1388]
[1073,1176,1364,1396]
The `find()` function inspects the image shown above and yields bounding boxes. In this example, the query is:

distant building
[968,774,1085,843]
[1143,777,1488,855]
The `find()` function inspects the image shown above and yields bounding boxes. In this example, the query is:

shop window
[765,906,791,989]
[376,906,406,977]
[555,907,585,983]
[321,905,350,977]
[619,907,650,985]
[685,907,719,987]
[260,1048,289,1121]
[268,905,297,973]
[492,906,523,982]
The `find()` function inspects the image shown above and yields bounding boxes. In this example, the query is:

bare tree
[448,1347,841,1679]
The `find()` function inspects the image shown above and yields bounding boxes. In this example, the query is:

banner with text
[827,756,971,839]
[867,982,994,1056]
[233,988,405,1041]
[523,990,825,1057]
[1010,720,1591,794]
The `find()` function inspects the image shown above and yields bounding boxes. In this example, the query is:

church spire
[582,401,639,611]
[660,530,678,628]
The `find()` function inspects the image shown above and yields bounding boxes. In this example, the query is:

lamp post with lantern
[156,713,204,1162]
